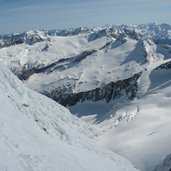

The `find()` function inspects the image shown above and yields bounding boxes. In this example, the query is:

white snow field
[0,23,171,171]
[0,64,138,171]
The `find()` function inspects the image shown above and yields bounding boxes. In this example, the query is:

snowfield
[1,23,171,171]
[0,64,138,171]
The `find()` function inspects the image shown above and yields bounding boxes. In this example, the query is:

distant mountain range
[0,23,171,47]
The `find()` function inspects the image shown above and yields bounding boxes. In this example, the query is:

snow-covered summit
[104,23,171,43]
[0,29,45,48]
[1,23,170,48]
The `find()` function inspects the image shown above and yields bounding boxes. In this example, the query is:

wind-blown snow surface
[0,65,138,171]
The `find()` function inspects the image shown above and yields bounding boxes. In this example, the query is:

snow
[95,67,171,171]
[22,37,143,94]
[1,23,171,171]
[68,100,115,125]
[0,28,145,95]
[0,34,108,68]
[149,68,171,90]
[156,44,171,60]
[0,64,138,171]
[0,25,166,96]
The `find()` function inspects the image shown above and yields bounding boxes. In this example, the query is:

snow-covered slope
[95,63,171,171]
[1,23,171,171]
[0,64,139,171]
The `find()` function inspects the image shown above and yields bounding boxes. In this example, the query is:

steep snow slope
[0,64,138,171]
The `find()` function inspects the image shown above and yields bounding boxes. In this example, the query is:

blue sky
[0,0,171,33]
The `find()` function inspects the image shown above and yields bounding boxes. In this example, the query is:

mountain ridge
[0,63,139,171]
[1,23,171,171]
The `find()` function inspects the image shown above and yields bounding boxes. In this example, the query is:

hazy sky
[0,0,171,33]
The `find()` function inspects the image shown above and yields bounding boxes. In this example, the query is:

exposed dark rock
[47,27,93,36]
[156,60,171,70]
[22,104,29,107]
[42,72,142,107]
[0,31,45,48]
[42,127,47,132]
[99,41,113,50]
[41,44,50,51]
[16,49,97,80]
[73,50,97,63]
[107,28,141,40]
[88,29,107,42]
[154,153,171,171]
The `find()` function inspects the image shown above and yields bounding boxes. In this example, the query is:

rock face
[154,154,171,171]
[0,30,45,48]
[157,60,171,70]
[43,72,142,106]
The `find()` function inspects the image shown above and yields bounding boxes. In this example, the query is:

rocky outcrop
[154,154,171,171]
[156,60,171,70]
[47,27,94,36]
[0,30,45,48]
[15,49,97,80]
[42,72,142,106]
[1,23,171,49]
[88,29,107,42]
[107,28,141,40]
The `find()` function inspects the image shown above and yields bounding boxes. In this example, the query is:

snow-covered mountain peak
[1,23,171,49]
[24,29,46,39]
[139,22,171,33]
[103,23,171,43]
[141,38,163,63]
